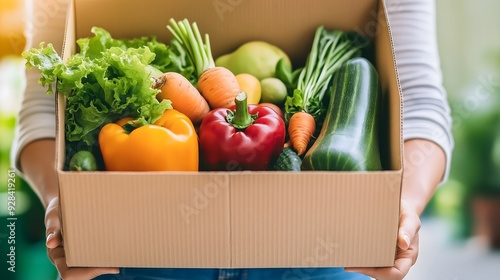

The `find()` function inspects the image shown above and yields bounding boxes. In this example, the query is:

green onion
[285,27,362,122]
[167,18,215,78]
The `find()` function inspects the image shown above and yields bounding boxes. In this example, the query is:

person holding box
[12,0,453,279]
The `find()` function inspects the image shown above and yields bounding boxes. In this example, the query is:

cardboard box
[57,0,403,268]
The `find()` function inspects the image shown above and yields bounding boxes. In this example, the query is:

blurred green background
[1,59,57,279]
[1,0,500,280]
[429,0,500,242]
[1,1,67,279]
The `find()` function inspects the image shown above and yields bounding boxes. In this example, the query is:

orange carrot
[288,111,316,156]
[154,72,210,124]
[167,18,240,109]
[197,66,240,109]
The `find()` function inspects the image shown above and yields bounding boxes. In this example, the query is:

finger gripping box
[58,0,403,268]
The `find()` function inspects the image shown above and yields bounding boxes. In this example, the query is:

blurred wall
[430,0,500,239]
[436,0,500,98]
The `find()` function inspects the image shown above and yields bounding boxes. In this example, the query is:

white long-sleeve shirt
[11,0,453,182]
[387,0,454,182]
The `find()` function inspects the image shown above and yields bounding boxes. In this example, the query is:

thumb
[46,230,61,249]
[45,198,62,249]
[398,202,421,250]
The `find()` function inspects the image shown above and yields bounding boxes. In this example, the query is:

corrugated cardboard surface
[58,0,403,268]
[59,172,231,267]
[71,0,377,65]
[229,172,401,268]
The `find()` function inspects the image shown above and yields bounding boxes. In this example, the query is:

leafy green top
[284,27,363,122]
[23,27,194,166]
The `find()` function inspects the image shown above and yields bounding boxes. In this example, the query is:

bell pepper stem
[226,92,257,130]
[122,117,150,134]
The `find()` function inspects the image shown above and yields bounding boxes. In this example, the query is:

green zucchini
[302,57,382,171]
[273,147,302,171]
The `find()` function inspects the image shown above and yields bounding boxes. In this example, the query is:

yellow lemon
[235,73,261,104]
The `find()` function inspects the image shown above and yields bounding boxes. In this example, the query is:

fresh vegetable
[69,151,98,171]
[215,41,292,80]
[73,27,196,79]
[258,103,284,119]
[235,73,261,104]
[273,147,302,171]
[302,58,382,171]
[288,111,316,156]
[99,109,198,171]
[22,27,196,166]
[259,77,288,106]
[275,57,301,96]
[167,18,240,109]
[284,27,362,155]
[199,92,285,171]
[154,72,210,124]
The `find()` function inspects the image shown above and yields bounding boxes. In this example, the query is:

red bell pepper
[199,92,285,171]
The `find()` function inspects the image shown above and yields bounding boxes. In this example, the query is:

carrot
[288,111,316,156]
[154,72,209,124]
[284,27,360,156]
[197,66,240,108]
[167,18,240,109]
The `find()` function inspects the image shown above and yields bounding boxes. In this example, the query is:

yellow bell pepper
[99,109,198,171]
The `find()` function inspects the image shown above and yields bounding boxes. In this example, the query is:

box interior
[60,0,402,172]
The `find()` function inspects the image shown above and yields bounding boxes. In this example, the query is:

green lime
[260,77,288,106]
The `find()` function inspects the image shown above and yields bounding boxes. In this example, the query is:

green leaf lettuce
[22,27,195,167]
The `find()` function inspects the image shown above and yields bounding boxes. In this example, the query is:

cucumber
[302,57,382,171]
[273,147,302,171]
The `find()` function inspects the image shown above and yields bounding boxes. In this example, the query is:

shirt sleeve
[10,0,70,173]
[386,0,454,184]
